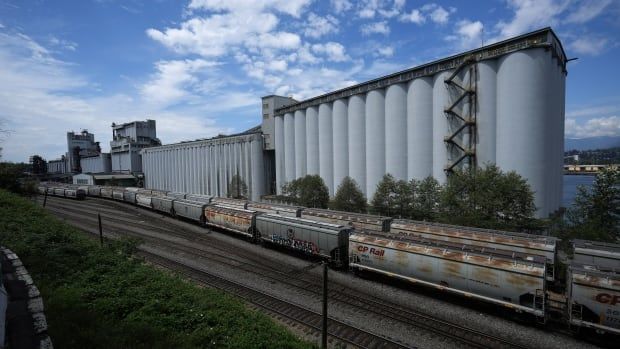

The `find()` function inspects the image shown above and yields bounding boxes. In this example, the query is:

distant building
[81,153,112,174]
[73,173,137,186]
[48,156,68,174]
[66,130,100,173]
[110,119,160,173]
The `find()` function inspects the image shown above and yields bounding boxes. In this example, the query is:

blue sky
[0,0,618,162]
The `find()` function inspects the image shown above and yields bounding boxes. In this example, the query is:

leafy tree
[282,175,329,208]
[440,165,536,230]
[411,176,441,221]
[228,174,248,199]
[566,168,620,242]
[393,179,414,218]
[330,176,367,213]
[370,174,398,216]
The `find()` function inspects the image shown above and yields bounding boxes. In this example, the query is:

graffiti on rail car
[270,234,319,254]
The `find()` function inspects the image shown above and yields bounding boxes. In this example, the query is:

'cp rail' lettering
[596,293,620,305]
[357,246,369,252]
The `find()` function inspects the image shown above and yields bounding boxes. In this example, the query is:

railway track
[43,196,530,348]
[140,248,409,349]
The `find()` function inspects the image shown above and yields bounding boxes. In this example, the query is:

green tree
[371,174,397,216]
[411,176,441,221]
[566,168,620,242]
[282,175,329,208]
[228,174,248,199]
[330,176,367,213]
[393,179,414,218]
[440,165,536,230]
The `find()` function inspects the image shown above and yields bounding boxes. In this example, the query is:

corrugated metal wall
[141,133,265,201]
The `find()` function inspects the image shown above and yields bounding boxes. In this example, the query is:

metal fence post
[322,262,328,349]
[98,213,103,246]
[42,191,48,207]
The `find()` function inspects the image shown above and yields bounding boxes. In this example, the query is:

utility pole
[42,190,48,207]
[321,262,328,349]
[98,213,103,246]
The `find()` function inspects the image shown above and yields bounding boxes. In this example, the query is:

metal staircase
[443,56,478,174]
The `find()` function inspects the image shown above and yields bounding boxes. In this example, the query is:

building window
[263,113,270,119]
[263,103,269,109]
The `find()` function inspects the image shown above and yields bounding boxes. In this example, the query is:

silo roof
[275,27,567,116]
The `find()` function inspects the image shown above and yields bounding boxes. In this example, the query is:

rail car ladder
[443,56,478,174]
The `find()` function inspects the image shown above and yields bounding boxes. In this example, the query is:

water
[562,175,595,208]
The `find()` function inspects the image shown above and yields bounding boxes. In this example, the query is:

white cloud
[0,31,230,162]
[49,37,78,51]
[400,9,426,24]
[565,116,620,138]
[141,59,220,107]
[566,104,620,118]
[446,20,484,50]
[565,0,612,24]
[569,37,608,55]
[303,13,339,39]
[357,0,405,19]
[377,46,394,57]
[361,21,390,35]
[331,0,353,14]
[312,42,350,62]
[495,0,569,39]
[421,3,454,24]
[187,0,311,18]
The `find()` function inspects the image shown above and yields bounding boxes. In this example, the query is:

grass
[0,190,314,348]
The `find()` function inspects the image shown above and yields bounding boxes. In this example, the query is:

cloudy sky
[0,0,618,162]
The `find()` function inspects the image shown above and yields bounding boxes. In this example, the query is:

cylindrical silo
[274,116,285,194]
[558,63,566,211]
[385,83,407,181]
[366,89,386,198]
[433,71,451,184]
[318,103,334,194]
[306,107,319,175]
[497,49,553,217]
[348,94,366,195]
[250,138,264,201]
[477,60,497,167]
[284,112,296,184]
[294,110,307,178]
[407,77,433,180]
[333,99,349,191]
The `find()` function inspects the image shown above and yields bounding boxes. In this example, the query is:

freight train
[38,183,620,336]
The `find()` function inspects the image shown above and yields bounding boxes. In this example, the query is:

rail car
[246,202,303,218]
[173,199,208,222]
[349,232,547,317]
[256,214,350,266]
[391,219,558,280]
[37,184,620,336]
[300,208,392,232]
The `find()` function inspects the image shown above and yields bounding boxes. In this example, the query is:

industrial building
[66,130,101,173]
[110,119,160,173]
[142,27,566,217]
[81,153,112,174]
[142,131,266,201]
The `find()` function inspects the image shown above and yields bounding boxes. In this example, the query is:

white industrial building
[142,27,567,217]
[80,153,112,174]
[110,119,160,173]
[142,131,266,201]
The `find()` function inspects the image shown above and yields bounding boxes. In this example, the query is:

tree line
[281,166,620,242]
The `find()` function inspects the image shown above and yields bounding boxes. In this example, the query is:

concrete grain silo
[272,28,567,217]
